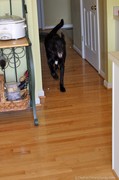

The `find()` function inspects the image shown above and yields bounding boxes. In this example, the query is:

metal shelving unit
[0,0,39,126]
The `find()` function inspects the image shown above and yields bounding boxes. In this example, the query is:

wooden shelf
[0,37,29,49]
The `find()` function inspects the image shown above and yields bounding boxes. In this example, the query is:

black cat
[44,19,66,92]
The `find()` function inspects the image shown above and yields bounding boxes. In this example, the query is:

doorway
[37,0,101,73]
[37,0,72,30]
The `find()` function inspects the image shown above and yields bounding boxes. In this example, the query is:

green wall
[107,0,119,83]
[26,0,43,103]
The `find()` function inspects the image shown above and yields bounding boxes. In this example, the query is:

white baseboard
[104,80,112,89]
[35,97,40,105]
[99,70,105,79]
[73,44,82,56]
[44,24,73,30]
[38,90,45,97]
[35,90,45,105]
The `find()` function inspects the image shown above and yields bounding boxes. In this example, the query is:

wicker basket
[0,93,30,112]
[0,74,30,112]
[0,75,4,81]
[0,74,6,103]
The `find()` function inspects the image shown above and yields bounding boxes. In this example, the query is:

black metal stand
[26,41,39,126]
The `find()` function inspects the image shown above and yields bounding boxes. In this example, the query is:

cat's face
[54,38,65,58]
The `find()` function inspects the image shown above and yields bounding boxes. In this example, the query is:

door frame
[37,0,45,29]
[80,0,100,73]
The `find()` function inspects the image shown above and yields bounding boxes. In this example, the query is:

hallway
[39,32,114,179]
[0,31,115,180]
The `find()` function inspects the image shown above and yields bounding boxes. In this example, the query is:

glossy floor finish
[0,34,116,180]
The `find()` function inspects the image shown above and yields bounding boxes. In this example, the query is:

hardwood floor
[0,33,116,180]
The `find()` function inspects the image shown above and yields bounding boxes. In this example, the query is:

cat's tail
[49,19,64,35]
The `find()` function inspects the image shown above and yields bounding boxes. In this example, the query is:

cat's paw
[51,72,59,80]
[60,85,66,92]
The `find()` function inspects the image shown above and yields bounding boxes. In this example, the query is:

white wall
[37,0,72,29]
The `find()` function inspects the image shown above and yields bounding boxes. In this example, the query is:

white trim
[38,90,45,97]
[37,0,45,29]
[35,90,45,105]
[44,24,73,30]
[97,0,101,73]
[104,80,112,89]
[112,62,114,170]
[35,97,40,105]
[80,0,85,58]
[73,44,82,56]
[99,69,105,79]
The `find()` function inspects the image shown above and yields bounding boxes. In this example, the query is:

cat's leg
[48,60,59,80]
[60,64,66,92]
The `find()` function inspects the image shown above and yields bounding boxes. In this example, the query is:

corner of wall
[104,80,112,89]
[35,89,45,105]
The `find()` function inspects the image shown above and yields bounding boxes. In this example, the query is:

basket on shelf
[0,93,30,112]
[0,74,30,112]
[0,74,5,103]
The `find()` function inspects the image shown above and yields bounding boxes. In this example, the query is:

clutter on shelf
[0,71,30,112]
